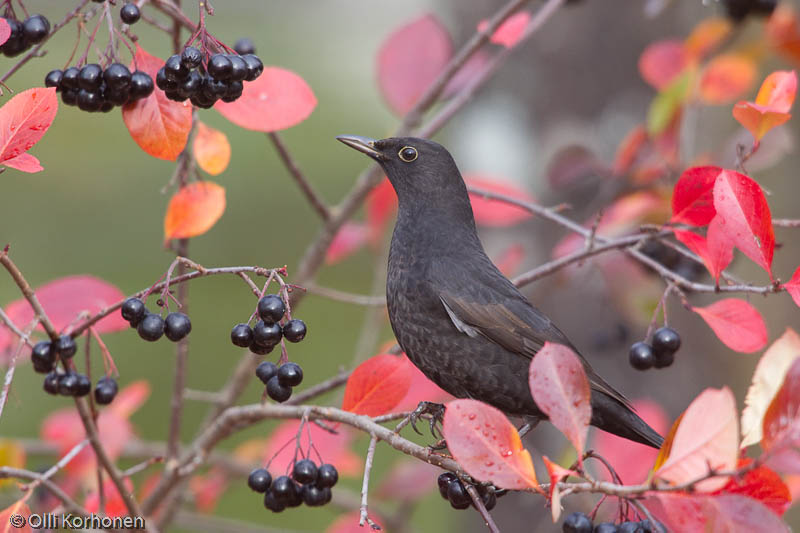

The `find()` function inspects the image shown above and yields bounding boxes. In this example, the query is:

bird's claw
[409,401,446,440]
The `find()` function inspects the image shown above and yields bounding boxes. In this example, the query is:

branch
[267,132,331,222]
[359,435,380,529]
[0,467,90,519]
[304,283,387,306]
[0,249,59,339]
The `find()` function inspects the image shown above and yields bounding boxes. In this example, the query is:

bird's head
[336,135,469,207]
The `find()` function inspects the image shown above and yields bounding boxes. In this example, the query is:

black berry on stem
[230,323,254,347]
[255,361,278,384]
[54,335,77,359]
[562,512,593,533]
[120,3,141,24]
[164,312,192,341]
[292,459,317,484]
[266,376,292,403]
[257,294,286,325]
[94,376,119,405]
[316,464,338,488]
[137,313,165,341]
[277,362,303,387]
[282,319,307,343]
[247,468,272,493]
[629,341,655,371]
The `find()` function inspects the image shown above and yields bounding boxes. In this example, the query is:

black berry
[257,294,285,325]
[22,15,50,44]
[121,297,146,325]
[61,89,78,106]
[155,68,173,91]
[266,376,292,403]
[120,3,141,24]
[221,80,243,103]
[437,472,457,499]
[617,523,643,533]
[247,468,272,493]
[129,71,154,100]
[164,312,192,341]
[285,481,303,507]
[593,524,618,533]
[316,464,338,488]
[137,313,165,342]
[104,63,132,91]
[562,512,593,533]
[78,64,103,91]
[476,485,497,511]
[43,371,60,395]
[164,54,189,81]
[302,484,327,506]
[180,46,202,69]
[61,67,80,90]
[282,319,307,343]
[234,37,256,55]
[447,479,471,509]
[652,327,680,354]
[31,341,55,373]
[253,320,282,347]
[277,362,303,387]
[75,374,91,397]
[1,19,25,57]
[208,54,233,80]
[54,335,77,359]
[250,342,275,355]
[292,459,317,484]
[44,69,63,90]
[263,490,285,512]
[94,376,118,405]
[178,70,203,99]
[58,372,80,396]
[77,89,103,112]
[228,55,248,82]
[270,475,295,502]
[242,54,263,81]
[255,361,278,384]
[231,323,254,348]
[628,342,655,371]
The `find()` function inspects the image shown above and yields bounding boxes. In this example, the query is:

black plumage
[337,135,663,448]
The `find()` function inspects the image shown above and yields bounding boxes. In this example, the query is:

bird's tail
[590,391,664,449]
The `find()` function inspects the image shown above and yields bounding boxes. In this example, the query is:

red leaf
[655,387,739,492]
[613,125,649,175]
[465,175,534,227]
[528,343,592,456]
[714,459,791,516]
[2,275,127,346]
[542,456,578,522]
[376,459,438,502]
[685,18,733,61]
[342,354,412,416]
[189,467,228,513]
[712,169,775,277]
[122,46,192,160]
[193,121,230,175]
[0,87,57,173]
[163,181,226,241]
[783,265,800,308]
[0,18,10,47]
[259,420,361,477]
[733,70,797,142]
[644,492,788,533]
[477,11,531,48]
[692,299,768,353]
[0,499,32,533]
[699,54,757,105]
[670,165,722,226]
[84,478,135,517]
[673,227,733,283]
[590,399,669,484]
[394,354,453,412]
[442,399,539,490]
[366,178,397,243]
[377,14,452,115]
[215,67,316,132]
[325,222,369,264]
[639,39,688,90]
[762,358,800,474]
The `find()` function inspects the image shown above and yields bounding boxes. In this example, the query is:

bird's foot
[409,401,446,440]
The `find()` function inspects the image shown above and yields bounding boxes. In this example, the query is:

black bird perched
[337,135,663,448]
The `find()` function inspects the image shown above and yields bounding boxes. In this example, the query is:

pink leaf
[528,342,592,456]
[375,459,438,502]
[655,387,739,492]
[670,165,722,226]
[377,14,452,115]
[477,11,531,48]
[465,175,535,227]
[442,399,539,490]
[692,298,768,353]
[0,18,10,47]
[261,420,361,477]
[366,177,396,243]
[0,87,57,172]
[325,222,370,264]
[2,153,42,172]
[639,40,688,90]
[762,358,800,474]
[712,169,775,277]
[783,265,800,308]
[215,67,317,132]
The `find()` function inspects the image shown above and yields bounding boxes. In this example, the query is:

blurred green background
[2,1,800,532]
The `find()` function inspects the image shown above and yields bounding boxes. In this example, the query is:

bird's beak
[336,135,384,161]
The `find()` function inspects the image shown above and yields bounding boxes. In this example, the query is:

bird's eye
[398,146,418,162]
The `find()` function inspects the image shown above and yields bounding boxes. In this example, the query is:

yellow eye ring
[398,146,418,162]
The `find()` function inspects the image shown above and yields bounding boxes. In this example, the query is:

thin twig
[304,283,387,306]
[0,467,90,519]
[464,483,500,533]
[267,132,331,222]
[359,435,380,530]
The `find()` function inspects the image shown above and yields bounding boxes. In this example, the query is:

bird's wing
[438,282,632,409]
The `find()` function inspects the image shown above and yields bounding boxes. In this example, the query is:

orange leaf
[477,11,531,49]
[639,39,687,90]
[685,17,733,60]
[341,354,412,416]
[767,4,800,66]
[0,87,57,173]
[733,70,797,142]
[122,46,192,160]
[0,499,32,533]
[699,54,757,105]
[693,298,768,353]
[0,439,25,488]
[655,387,739,492]
[215,67,316,131]
[542,456,578,522]
[528,342,591,457]
[163,181,226,241]
[193,121,230,175]
[442,399,539,490]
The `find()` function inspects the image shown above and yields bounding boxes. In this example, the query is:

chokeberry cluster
[562,512,663,533]
[0,14,50,57]
[30,336,76,374]
[256,361,303,403]
[722,0,777,22]
[628,326,681,371]
[156,44,263,108]
[230,294,307,355]
[120,297,192,343]
[45,63,154,113]
[437,473,500,511]
[247,460,338,513]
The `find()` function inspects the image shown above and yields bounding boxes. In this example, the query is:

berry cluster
[437,473,500,511]
[0,14,50,57]
[230,294,307,353]
[33,337,120,403]
[562,512,662,533]
[628,327,681,371]
[256,361,303,403]
[247,460,338,513]
[722,0,777,21]
[121,297,192,343]
[45,63,154,113]
[156,45,263,108]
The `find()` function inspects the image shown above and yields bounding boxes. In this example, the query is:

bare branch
[267,132,331,222]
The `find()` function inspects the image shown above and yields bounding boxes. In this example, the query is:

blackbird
[337,135,663,448]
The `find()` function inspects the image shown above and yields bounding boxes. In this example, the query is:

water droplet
[468,413,476,420]
[485,461,495,467]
